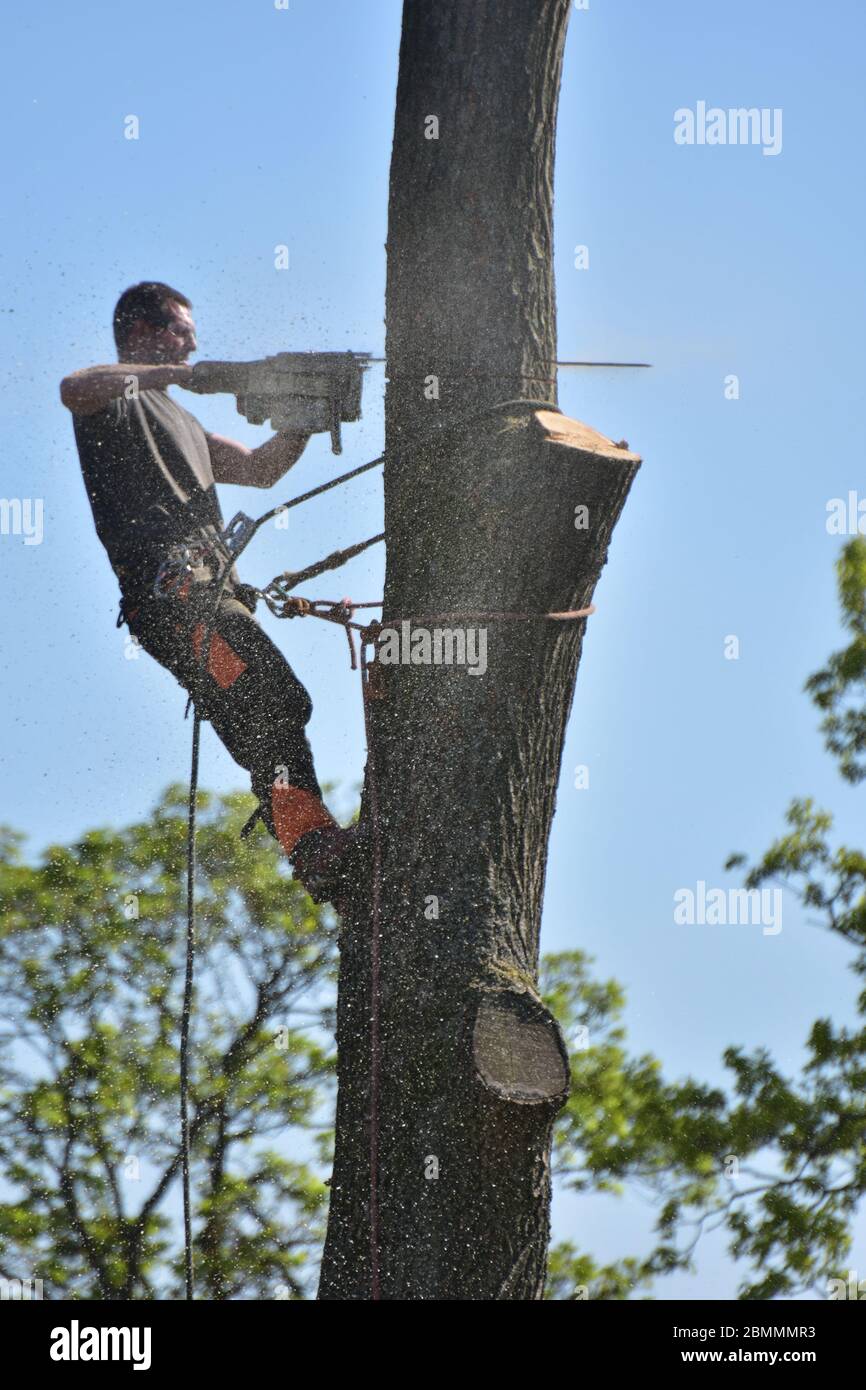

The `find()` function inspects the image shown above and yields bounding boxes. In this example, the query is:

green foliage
[0,789,712,1303]
[703,541,866,1295]
[542,951,728,1298]
[546,538,866,1300]
[805,535,866,783]
[706,789,866,1298]
[0,787,336,1300]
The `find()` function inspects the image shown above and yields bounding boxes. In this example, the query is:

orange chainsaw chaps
[191,623,248,689]
[271,784,336,856]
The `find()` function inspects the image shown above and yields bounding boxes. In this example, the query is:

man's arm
[59,363,194,415]
[206,430,312,489]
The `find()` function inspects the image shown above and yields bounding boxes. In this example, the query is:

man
[61,281,356,905]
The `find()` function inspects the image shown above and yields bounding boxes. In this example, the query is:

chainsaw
[187,350,371,455]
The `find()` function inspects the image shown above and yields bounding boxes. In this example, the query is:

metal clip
[153,543,197,598]
[221,512,258,557]
[153,529,227,599]
[260,576,294,618]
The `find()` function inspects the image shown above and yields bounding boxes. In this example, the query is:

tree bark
[318,0,639,1300]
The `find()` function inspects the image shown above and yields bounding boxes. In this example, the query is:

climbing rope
[181,713,200,1301]
[167,395,603,1299]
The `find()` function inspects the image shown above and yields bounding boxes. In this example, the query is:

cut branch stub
[472,991,570,1105]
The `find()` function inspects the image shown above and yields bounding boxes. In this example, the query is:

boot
[290,823,360,906]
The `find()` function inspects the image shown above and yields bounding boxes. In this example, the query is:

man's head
[113,282,197,364]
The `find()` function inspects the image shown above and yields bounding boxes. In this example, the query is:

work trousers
[122,579,332,850]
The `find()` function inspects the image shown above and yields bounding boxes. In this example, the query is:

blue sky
[2,0,865,1298]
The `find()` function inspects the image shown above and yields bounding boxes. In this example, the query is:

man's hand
[182,361,231,394]
[171,363,194,389]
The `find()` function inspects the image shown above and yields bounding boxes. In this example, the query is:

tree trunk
[318,0,639,1300]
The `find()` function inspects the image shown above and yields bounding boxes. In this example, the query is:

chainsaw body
[189,351,370,454]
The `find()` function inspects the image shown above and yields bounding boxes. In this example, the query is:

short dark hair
[113,282,192,354]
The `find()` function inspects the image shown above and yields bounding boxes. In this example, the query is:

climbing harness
[152,396,602,1299]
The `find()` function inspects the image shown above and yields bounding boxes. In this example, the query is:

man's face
[127,300,197,363]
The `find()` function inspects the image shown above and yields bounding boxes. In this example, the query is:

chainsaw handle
[186,360,249,395]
